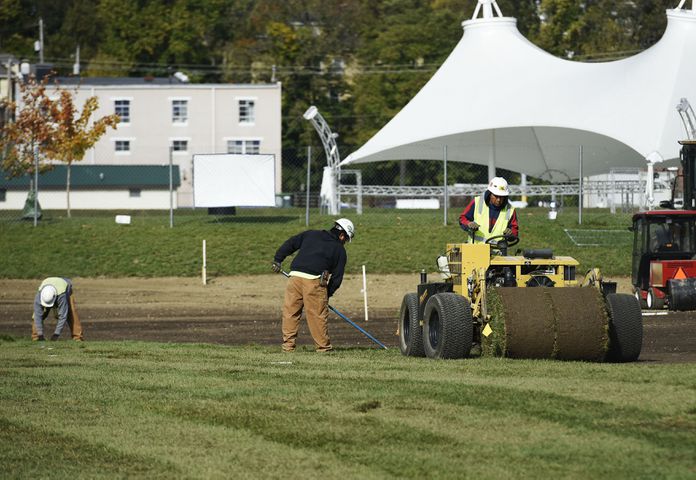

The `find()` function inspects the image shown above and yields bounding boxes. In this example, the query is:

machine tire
[646,288,664,310]
[634,289,647,309]
[605,293,643,362]
[423,293,473,359]
[526,275,555,287]
[399,293,425,357]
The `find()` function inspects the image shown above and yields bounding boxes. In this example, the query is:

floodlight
[303,106,318,120]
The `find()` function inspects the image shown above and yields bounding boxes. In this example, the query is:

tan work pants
[282,276,332,352]
[32,295,84,341]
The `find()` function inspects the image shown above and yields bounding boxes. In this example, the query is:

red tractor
[631,140,696,310]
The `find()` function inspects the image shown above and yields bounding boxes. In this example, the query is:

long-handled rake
[281,270,388,350]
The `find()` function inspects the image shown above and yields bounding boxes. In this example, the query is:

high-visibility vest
[470,194,515,243]
[38,277,69,296]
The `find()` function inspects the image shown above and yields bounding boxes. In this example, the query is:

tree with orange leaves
[0,75,119,218]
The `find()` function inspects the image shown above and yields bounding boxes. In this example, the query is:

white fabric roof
[342,3,696,180]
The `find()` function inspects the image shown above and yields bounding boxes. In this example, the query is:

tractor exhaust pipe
[281,270,388,349]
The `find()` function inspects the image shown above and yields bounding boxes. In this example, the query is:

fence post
[306,146,311,227]
[33,144,39,227]
[169,146,174,228]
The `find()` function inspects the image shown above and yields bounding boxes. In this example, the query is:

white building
[0,165,180,211]
[49,77,282,207]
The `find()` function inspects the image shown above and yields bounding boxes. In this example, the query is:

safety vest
[38,277,69,296]
[470,194,515,243]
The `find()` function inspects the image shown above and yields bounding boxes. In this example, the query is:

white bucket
[548,210,558,220]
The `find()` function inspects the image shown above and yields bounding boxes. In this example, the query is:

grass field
[0,207,633,278]
[1,338,695,479]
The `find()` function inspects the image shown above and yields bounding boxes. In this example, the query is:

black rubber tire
[647,288,664,310]
[423,293,473,359]
[605,293,643,362]
[399,293,425,357]
[526,276,555,287]
[634,289,648,309]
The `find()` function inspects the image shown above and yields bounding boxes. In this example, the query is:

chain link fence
[0,142,660,227]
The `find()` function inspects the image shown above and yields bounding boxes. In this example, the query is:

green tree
[535,0,668,60]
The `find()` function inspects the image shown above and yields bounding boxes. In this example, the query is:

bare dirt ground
[1,275,695,363]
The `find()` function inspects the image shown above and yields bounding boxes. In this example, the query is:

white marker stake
[362,264,368,322]
[202,239,207,285]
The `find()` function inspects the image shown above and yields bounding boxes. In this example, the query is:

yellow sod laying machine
[398,235,643,362]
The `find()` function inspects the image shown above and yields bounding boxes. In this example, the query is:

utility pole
[38,18,44,63]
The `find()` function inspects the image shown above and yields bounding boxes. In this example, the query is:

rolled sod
[548,288,608,361]
[484,288,555,358]
[485,287,608,361]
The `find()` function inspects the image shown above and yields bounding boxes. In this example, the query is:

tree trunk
[66,162,71,218]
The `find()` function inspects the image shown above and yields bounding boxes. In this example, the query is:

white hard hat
[40,285,57,307]
[487,177,509,196]
[334,218,355,242]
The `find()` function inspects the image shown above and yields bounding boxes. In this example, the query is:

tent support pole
[443,145,448,226]
[488,129,496,181]
[578,145,583,225]
[521,173,527,204]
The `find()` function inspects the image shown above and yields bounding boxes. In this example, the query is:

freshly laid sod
[0,207,633,278]
[1,338,695,479]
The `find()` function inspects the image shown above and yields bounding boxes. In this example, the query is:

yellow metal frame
[445,242,580,300]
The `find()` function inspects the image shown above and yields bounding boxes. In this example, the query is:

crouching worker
[272,218,355,353]
[32,277,84,341]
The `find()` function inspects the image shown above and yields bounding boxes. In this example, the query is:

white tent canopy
[342,0,696,181]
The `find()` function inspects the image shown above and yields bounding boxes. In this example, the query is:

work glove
[51,334,60,341]
[468,221,480,231]
[271,261,282,274]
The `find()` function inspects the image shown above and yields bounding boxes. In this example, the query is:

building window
[239,99,255,124]
[227,139,260,154]
[129,188,141,198]
[171,139,188,152]
[115,140,130,152]
[0,189,6,202]
[114,100,130,123]
[172,99,188,123]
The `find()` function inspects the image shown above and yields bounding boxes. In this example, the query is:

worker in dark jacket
[32,277,84,341]
[272,218,355,352]
[459,176,518,243]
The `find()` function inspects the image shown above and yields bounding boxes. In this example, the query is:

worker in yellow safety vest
[459,177,519,243]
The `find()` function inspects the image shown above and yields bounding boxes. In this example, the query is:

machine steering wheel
[485,234,520,248]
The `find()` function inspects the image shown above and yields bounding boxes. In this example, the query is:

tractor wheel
[399,293,425,357]
[423,293,473,359]
[526,275,555,287]
[605,293,643,362]
[633,288,647,309]
[646,288,664,310]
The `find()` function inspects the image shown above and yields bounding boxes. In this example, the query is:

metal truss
[339,180,653,197]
